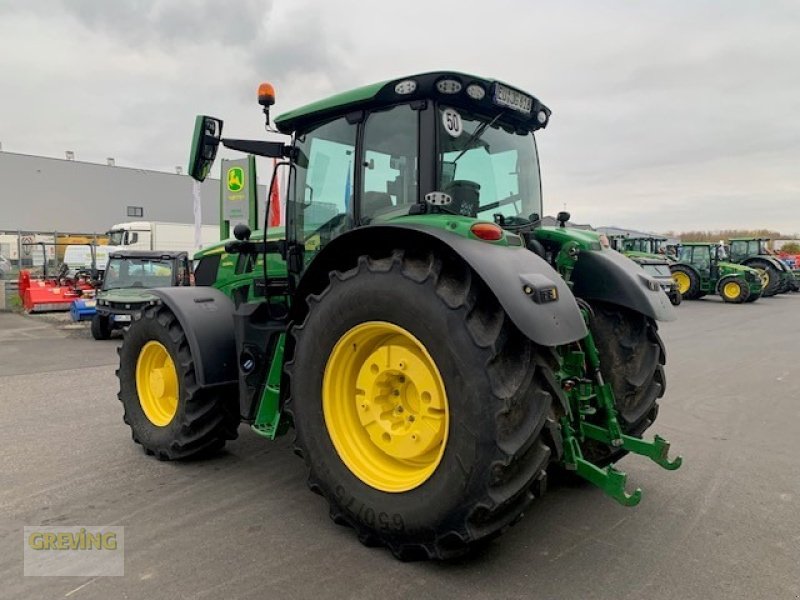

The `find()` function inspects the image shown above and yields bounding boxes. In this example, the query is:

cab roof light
[394,79,417,95]
[466,83,485,100]
[436,79,462,94]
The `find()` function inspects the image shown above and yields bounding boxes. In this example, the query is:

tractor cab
[189,72,551,291]
[623,236,669,259]
[727,237,791,294]
[729,238,769,262]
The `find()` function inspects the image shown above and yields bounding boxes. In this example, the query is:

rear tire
[582,302,666,464]
[670,265,700,300]
[91,314,112,340]
[746,260,781,296]
[669,289,682,306]
[286,250,557,560]
[117,305,239,460]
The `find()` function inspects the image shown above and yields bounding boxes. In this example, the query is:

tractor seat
[361,191,394,222]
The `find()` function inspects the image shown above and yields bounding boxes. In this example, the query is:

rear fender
[149,287,238,387]
[295,224,588,347]
[572,248,676,322]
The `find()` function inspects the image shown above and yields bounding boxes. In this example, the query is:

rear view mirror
[188,115,224,182]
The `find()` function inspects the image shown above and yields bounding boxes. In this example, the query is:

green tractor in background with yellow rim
[116,72,681,560]
[727,237,793,296]
[670,242,763,303]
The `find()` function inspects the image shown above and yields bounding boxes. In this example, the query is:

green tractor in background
[613,236,681,306]
[116,72,680,560]
[670,242,763,303]
[728,237,793,296]
[622,236,676,262]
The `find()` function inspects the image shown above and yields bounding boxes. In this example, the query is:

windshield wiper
[452,112,504,163]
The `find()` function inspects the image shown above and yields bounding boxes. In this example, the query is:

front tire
[117,306,239,460]
[91,314,112,340]
[583,302,666,464]
[718,277,749,303]
[286,250,557,560]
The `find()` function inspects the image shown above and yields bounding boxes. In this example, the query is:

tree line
[661,230,800,253]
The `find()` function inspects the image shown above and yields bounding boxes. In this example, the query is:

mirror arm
[221,138,292,159]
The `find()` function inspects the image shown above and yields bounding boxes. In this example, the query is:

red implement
[18,270,95,313]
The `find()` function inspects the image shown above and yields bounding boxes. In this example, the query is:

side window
[361,104,418,222]
[293,117,357,259]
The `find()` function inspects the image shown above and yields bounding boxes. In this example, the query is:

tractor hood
[97,287,160,304]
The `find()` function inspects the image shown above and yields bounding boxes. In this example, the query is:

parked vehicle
[116,72,681,559]
[670,242,763,303]
[622,236,676,261]
[728,237,793,296]
[91,250,191,340]
[614,236,681,305]
[107,221,218,254]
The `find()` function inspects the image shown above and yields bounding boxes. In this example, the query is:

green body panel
[624,250,673,263]
[275,80,389,133]
[251,334,286,439]
[534,226,602,252]
[380,214,515,246]
[195,227,288,303]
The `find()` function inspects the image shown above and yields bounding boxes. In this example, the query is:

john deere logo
[227,167,244,192]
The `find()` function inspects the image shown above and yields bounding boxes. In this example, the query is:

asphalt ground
[1,296,799,600]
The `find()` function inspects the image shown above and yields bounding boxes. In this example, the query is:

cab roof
[274,71,550,135]
[109,250,187,260]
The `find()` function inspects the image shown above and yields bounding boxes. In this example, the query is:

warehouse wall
[0,152,266,233]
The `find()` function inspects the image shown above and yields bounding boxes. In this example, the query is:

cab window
[292,117,357,261]
[360,104,419,223]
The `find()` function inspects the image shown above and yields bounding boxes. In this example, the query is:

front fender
[149,287,238,387]
[297,224,588,347]
[572,248,676,322]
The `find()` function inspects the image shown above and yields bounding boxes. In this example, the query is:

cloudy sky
[1,0,798,233]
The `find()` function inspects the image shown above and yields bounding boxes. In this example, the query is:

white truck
[106,221,219,254]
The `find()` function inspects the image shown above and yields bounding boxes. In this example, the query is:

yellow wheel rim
[135,341,179,427]
[722,281,741,300]
[756,269,769,288]
[672,271,691,294]
[323,322,449,493]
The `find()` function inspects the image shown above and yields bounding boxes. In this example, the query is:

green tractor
[614,236,681,306]
[116,72,681,559]
[621,236,675,261]
[728,237,792,296]
[670,242,763,303]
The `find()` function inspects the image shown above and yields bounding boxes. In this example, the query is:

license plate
[114,314,132,323]
[493,83,533,114]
